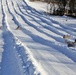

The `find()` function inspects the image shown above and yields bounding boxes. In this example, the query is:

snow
[0,0,76,75]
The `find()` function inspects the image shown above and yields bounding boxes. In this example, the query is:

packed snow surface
[0,0,76,75]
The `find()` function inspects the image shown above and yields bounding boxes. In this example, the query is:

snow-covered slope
[0,0,76,75]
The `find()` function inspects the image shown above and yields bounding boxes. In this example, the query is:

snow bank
[0,30,4,73]
[25,0,47,12]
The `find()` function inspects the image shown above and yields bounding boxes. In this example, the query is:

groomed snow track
[0,0,76,75]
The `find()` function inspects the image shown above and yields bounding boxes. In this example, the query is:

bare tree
[69,0,76,15]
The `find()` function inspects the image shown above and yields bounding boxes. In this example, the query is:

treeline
[30,0,76,17]
[47,0,76,17]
